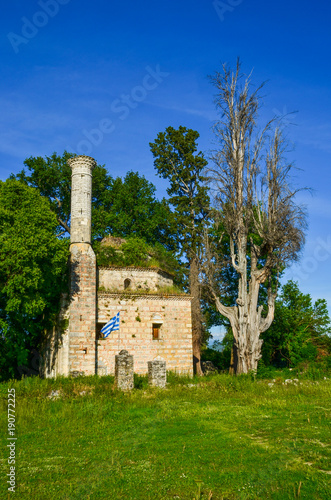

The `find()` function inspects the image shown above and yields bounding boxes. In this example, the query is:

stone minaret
[69,155,95,244]
[67,155,97,375]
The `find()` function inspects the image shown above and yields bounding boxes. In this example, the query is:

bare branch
[204,61,307,374]
[58,218,70,234]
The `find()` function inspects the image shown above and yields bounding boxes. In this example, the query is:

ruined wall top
[98,266,174,292]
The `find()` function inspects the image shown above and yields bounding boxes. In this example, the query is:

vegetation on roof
[93,236,180,276]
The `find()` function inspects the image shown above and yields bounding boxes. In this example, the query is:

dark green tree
[0,180,69,381]
[15,151,113,236]
[92,171,176,248]
[150,126,210,374]
[16,152,175,248]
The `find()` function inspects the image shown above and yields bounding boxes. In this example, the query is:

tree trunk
[229,346,235,375]
[231,278,275,374]
[230,244,267,374]
[213,271,276,375]
[232,327,263,374]
[190,256,203,376]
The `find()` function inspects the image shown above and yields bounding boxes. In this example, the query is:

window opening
[152,323,162,340]
[97,322,107,339]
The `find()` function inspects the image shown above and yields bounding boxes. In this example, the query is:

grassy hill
[1,372,330,499]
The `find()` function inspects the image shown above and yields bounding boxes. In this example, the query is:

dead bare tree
[204,61,307,374]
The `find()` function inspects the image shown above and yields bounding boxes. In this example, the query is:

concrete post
[115,350,134,391]
[148,356,166,388]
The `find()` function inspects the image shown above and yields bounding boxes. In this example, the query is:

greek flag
[101,312,120,338]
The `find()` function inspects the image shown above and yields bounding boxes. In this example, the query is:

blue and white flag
[101,312,120,338]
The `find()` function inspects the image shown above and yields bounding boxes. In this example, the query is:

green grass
[0,373,330,499]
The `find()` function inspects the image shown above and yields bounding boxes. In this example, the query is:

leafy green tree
[261,280,331,367]
[150,126,210,374]
[0,180,69,381]
[15,151,113,236]
[16,152,175,248]
[92,171,176,248]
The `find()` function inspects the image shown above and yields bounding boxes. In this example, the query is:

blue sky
[1,0,331,334]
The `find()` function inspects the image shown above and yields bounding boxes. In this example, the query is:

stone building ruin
[41,155,193,377]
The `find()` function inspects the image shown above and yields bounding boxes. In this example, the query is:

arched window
[124,278,131,290]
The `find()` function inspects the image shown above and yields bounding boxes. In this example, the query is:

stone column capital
[67,155,97,170]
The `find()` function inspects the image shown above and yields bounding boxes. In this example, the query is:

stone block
[115,350,134,391]
[148,356,166,388]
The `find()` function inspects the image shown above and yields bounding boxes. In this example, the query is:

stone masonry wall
[98,267,173,292]
[97,293,193,375]
[40,295,70,378]
[69,243,96,375]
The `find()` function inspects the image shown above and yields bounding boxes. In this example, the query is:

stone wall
[40,295,70,378]
[98,267,173,292]
[68,243,96,375]
[97,293,193,375]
